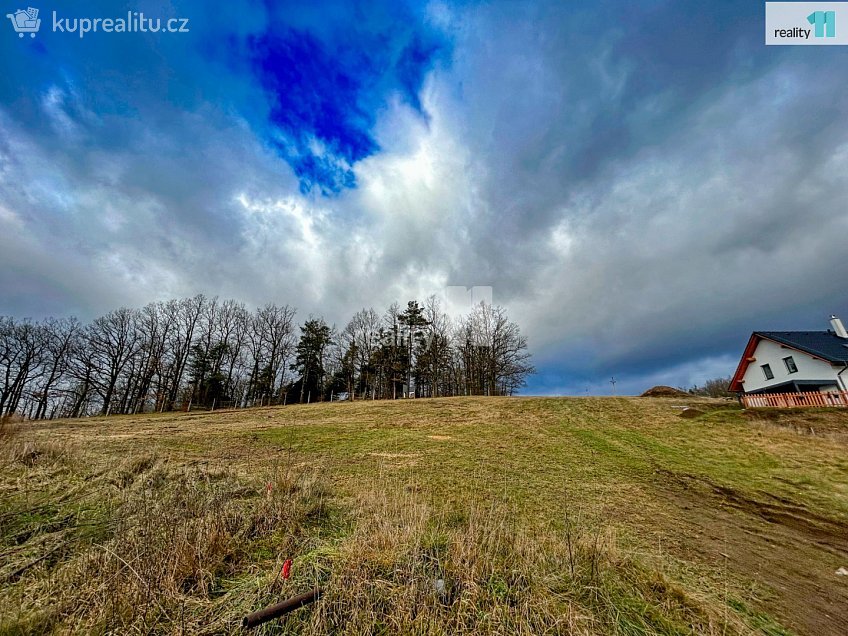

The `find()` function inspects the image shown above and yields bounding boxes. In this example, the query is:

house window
[761,364,774,380]
[783,356,798,374]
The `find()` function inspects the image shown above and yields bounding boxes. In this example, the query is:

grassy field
[1,397,847,635]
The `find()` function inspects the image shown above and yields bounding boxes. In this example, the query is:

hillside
[2,397,847,635]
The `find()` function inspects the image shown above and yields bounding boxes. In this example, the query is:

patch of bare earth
[659,469,848,635]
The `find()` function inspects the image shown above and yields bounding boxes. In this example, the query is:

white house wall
[741,339,841,393]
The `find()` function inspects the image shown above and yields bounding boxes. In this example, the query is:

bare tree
[83,308,141,415]
[457,302,534,396]
[416,296,453,397]
[32,317,80,419]
[689,377,733,398]
[0,318,49,418]
[342,308,381,399]
[163,295,205,410]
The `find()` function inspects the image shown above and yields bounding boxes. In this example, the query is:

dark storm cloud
[433,1,848,391]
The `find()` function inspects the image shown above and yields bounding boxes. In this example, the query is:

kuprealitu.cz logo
[6,7,40,37]
[5,6,190,38]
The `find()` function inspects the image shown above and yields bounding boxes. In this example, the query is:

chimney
[830,315,848,339]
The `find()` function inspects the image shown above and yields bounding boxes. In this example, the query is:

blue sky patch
[249,19,445,194]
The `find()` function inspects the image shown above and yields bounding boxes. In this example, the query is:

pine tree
[398,301,429,397]
[291,319,332,403]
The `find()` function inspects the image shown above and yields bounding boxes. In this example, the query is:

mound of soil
[640,385,689,398]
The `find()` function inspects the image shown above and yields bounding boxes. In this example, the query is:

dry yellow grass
[2,396,847,634]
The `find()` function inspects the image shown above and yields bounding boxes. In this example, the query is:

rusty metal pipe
[242,588,321,629]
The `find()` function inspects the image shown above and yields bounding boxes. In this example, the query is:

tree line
[0,295,534,420]
[686,377,734,398]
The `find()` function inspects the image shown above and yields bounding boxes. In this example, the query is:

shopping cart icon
[6,7,41,38]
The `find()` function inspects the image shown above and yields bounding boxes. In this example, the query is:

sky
[1,0,847,395]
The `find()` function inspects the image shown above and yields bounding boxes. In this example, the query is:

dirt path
[659,469,848,635]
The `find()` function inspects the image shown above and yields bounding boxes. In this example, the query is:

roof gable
[729,334,758,392]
